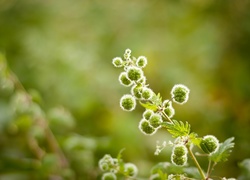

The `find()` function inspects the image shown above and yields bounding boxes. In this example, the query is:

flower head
[171,84,190,104]
[120,94,136,111]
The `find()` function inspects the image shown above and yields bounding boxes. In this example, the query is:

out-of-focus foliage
[0,0,250,179]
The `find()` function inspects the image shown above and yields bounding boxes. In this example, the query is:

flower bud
[143,109,154,120]
[99,154,114,171]
[171,154,187,166]
[200,135,219,154]
[162,100,175,118]
[120,94,136,111]
[124,163,138,177]
[102,172,117,180]
[112,57,123,68]
[131,85,143,99]
[171,84,190,104]
[149,113,162,128]
[141,87,154,100]
[118,72,132,87]
[139,119,156,135]
[136,56,147,68]
[124,49,131,60]
[172,144,187,157]
[127,66,144,81]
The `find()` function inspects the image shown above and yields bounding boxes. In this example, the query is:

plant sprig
[99,49,235,180]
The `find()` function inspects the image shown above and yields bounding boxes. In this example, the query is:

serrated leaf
[162,120,191,138]
[189,133,202,148]
[140,101,158,111]
[209,137,235,163]
[151,93,162,106]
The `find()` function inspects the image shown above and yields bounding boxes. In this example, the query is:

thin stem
[161,111,173,123]
[187,145,206,180]
[206,160,212,178]
[206,161,217,180]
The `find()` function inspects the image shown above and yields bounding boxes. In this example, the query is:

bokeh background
[0,0,250,179]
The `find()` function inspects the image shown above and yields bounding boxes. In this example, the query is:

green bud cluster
[200,135,219,154]
[171,144,188,166]
[113,49,191,136]
[99,154,138,179]
[139,110,163,135]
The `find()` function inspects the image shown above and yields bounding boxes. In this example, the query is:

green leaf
[162,120,191,138]
[140,101,158,111]
[209,137,235,163]
[189,132,202,148]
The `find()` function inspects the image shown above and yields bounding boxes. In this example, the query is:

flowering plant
[99,49,235,180]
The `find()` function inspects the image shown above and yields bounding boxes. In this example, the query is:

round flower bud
[141,87,154,100]
[124,49,131,60]
[136,56,147,68]
[112,57,123,68]
[127,66,144,81]
[172,144,187,157]
[131,85,143,99]
[118,72,132,87]
[124,163,138,178]
[120,94,136,111]
[171,154,187,166]
[171,84,190,104]
[99,154,114,171]
[139,119,156,135]
[149,113,162,128]
[143,109,154,120]
[102,172,117,180]
[125,48,131,54]
[200,135,219,154]
[164,107,175,118]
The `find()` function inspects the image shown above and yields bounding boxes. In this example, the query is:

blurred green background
[0,0,250,179]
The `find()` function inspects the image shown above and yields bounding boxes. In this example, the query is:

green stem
[187,146,206,180]
[161,111,173,123]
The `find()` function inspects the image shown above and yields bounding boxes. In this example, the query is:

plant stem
[187,145,206,180]
[161,111,173,123]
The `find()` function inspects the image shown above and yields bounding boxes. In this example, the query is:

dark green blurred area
[0,0,250,179]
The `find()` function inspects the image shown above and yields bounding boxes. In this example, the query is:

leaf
[209,137,235,163]
[162,120,191,138]
[139,101,158,111]
[189,132,202,148]
[151,93,162,106]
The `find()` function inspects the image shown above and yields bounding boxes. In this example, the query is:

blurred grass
[0,0,250,179]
